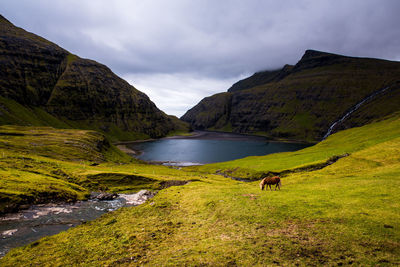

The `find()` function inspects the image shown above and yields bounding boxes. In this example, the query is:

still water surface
[129,131,309,165]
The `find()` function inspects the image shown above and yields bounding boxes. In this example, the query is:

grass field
[0,114,399,266]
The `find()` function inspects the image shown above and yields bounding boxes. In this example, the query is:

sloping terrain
[0,125,191,214]
[0,15,188,141]
[182,50,400,142]
[1,113,399,266]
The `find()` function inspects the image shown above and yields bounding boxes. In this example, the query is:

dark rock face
[0,16,68,106]
[0,15,187,139]
[181,93,232,130]
[182,50,400,141]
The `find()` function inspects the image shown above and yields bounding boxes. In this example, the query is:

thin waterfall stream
[322,86,390,139]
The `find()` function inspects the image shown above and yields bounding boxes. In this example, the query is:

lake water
[128,131,309,165]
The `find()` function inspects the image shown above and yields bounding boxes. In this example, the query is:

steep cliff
[0,15,188,141]
[181,50,400,141]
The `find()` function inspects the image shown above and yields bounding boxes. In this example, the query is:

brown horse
[259,176,281,191]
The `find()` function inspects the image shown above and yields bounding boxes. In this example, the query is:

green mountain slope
[181,50,400,142]
[0,15,188,141]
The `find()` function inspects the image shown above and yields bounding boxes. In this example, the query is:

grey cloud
[1,0,399,116]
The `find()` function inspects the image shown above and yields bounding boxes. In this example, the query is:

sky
[1,0,400,117]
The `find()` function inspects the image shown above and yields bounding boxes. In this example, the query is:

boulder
[95,192,119,201]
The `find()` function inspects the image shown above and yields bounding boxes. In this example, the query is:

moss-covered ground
[0,126,193,213]
[0,114,399,265]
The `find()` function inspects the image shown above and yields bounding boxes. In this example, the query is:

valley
[0,12,399,266]
[0,114,399,265]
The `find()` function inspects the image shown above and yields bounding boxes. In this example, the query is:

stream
[0,190,155,257]
[323,86,390,139]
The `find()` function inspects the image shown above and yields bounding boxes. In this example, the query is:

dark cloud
[1,0,399,116]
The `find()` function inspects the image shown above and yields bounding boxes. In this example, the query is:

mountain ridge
[0,15,188,141]
[181,50,400,141]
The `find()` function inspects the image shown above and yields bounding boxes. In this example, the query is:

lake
[128,131,310,165]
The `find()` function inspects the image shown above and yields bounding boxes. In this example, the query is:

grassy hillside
[0,15,188,141]
[1,114,399,265]
[0,125,193,214]
[182,50,400,142]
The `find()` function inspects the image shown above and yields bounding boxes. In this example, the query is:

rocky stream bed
[0,190,156,257]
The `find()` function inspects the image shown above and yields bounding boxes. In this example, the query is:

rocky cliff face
[182,92,232,130]
[181,50,400,141]
[0,15,188,140]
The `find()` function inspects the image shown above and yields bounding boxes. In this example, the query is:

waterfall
[322,86,390,140]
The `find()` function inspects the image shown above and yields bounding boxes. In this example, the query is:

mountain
[0,15,188,141]
[181,50,400,141]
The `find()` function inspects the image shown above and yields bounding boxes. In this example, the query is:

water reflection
[130,133,309,165]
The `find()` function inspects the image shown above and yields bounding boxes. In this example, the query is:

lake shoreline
[114,131,314,163]
[114,130,314,144]
[123,131,311,166]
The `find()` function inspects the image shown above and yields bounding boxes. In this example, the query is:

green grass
[2,137,399,265]
[0,125,127,163]
[0,167,88,213]
[0,96,70,128]
[165,131,194,137]
[0,115,400,265]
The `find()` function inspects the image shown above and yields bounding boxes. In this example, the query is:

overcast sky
[1,0,400,117]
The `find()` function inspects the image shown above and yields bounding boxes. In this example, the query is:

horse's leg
[269,184,272,191]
